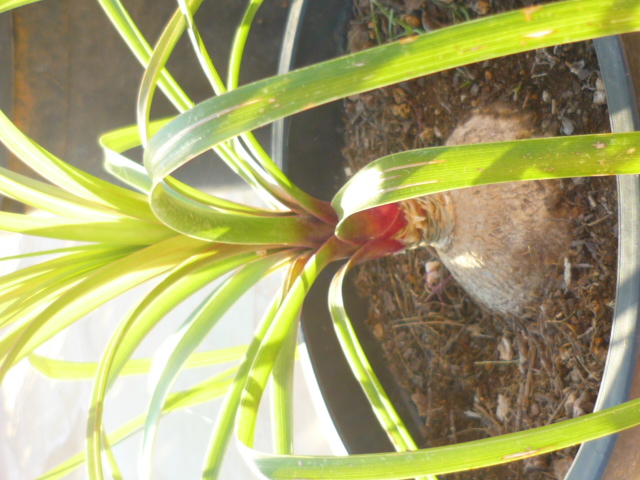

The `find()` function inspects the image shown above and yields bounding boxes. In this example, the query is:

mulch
[342,1,617,478]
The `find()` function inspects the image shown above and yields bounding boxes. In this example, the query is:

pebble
[561,116,575,135]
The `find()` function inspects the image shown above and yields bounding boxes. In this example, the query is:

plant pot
[274,0,640,476]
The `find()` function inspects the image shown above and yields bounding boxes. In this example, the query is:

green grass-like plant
[3,0,640,479]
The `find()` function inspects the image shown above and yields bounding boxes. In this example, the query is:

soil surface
[342,1,617,479]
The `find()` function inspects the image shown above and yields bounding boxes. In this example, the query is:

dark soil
[342,1,617,479]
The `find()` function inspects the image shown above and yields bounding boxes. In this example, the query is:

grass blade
[177,0,225,95]
[227,0,264,90]
[329,259,423,447]
[270,255,309,456]
[96,0,191,110]
[0,243,127,263]
[201,284,287,480]
[0,166,134,220]
[0,247,137,330]
[102,429,124,480]
[101,121,276,215]
[137,0,335,222]
[0,0,41,15]
[271,311,298,455]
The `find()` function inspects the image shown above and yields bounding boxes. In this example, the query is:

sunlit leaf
[37,367,237,480]
[145,0,640,193]
[85,245,276,480]
[244,398,640,479]
[140,251,291,480]
[333,132,640,235]
[28,345,247,380]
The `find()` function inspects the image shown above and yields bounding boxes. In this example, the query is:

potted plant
[276,2,640,479]
[3,0,640,479]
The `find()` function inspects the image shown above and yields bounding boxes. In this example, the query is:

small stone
[564,256,572,290]
[425,260,443,287]
[496,394,511,422]
[373,323,384,339]
[391,86,408,104]
[553,457,573,480]
[475,0,490,15]
[391,103,412,119]
[593,76,607,105]
[531,402,540,415]
[420,127,435,142]
[402,14,422,29]
[566,60,591,80]
[524,455,549,472]
[411,391,429,416]
[561,116,575,135]
[498,336,514,361]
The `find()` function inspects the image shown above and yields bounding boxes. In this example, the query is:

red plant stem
[336,203,408,246]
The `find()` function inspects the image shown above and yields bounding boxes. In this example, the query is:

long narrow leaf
[0,245,133,293]
[101,121,276,215]
[140,251,291,480]
[0,110,154,221]
[102,430,123,480]
[28,345,247,380]
[244,395,640,479]
[329,252,434,480]
[96,0,191,109]
[329,259,423,450]
[0,0,41,16]
[199,275,290,480]
[200,240,352,480]
[177,0,225,95]
[149,182,333,246]
[100,120,172,193]
[234,238,353,449]
[0,243,130,263]
[137,0,335,222]
[0,211,173,245]
[333,132,640,230]
[271,312,298,455]
[0,235,209,381]
[144,0,640,192]
[0,247,137,330]
[37,366,237,480]
[227,0,263,90]
[85,245,276,480]
[270,255,309,456]
[0,166,134,220]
